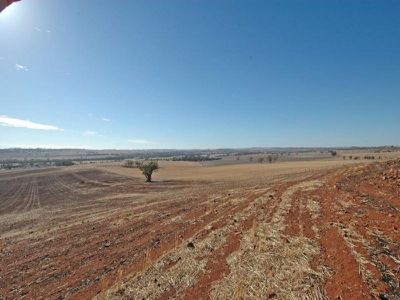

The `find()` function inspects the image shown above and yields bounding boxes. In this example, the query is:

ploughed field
[0,161,399,300]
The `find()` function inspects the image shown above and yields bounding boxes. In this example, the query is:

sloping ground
[0,161,399,299]
[101,161,399,300]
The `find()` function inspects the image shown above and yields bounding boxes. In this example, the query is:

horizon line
[0,145,399,151]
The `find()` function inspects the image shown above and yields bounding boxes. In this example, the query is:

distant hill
[0,146,398,161]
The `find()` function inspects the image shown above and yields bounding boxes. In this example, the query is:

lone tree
[138,161,159,182]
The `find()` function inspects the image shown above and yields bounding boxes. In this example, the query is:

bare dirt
[0,160,399,299]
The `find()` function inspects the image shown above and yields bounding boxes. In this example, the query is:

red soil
[1,161,399,299]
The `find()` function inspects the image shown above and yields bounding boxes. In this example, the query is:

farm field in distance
[0,153,399,300]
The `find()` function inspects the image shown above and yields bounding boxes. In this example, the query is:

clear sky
[0,0,399,149]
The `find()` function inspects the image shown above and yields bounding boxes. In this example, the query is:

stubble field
[0,158,399,299]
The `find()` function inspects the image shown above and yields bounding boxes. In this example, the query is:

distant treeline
[54,160,75,166]
[171,155,222,162]
[1,146,398,161]
[0,159,76,170]
[342,155,381,160]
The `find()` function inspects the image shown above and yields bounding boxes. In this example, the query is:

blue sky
[0,0,399,149]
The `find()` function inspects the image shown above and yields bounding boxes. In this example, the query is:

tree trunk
[145,173,152,182]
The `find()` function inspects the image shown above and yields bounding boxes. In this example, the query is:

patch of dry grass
[337,223,400,296]
[101,190,272,300]
[339,223,374,275]
[210,180,327,300]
